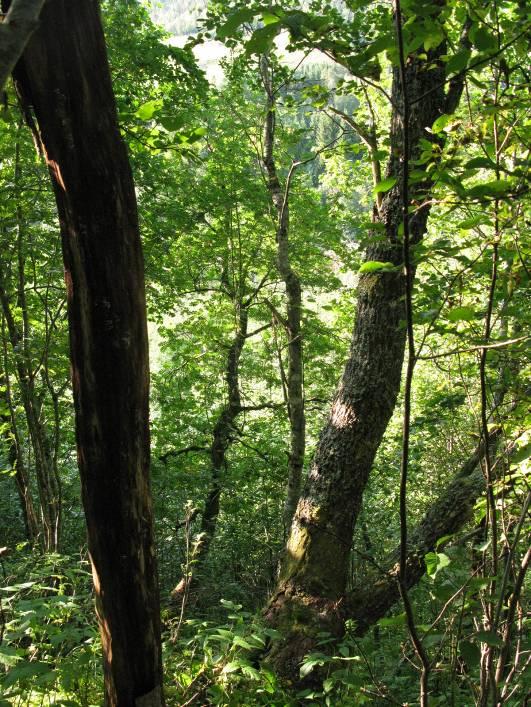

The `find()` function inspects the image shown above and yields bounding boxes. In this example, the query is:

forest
[0,0,529,705]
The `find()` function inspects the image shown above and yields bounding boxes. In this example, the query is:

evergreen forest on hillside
[0,0,529,705]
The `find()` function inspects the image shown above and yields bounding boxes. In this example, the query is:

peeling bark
[12,1,163,704]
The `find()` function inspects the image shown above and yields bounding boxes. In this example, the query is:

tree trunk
[0,369,39,545]
[261,57,306,531]
[0,266,59,550]
[264,42,463,674]
[172,304,249,597]
[11,1,164,704]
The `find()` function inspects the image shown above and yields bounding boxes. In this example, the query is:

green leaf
[459,641,481,669]
[373,176,397,194]
[135,100,162,121]
[262,11,280,26]
[0,644,23,667]
[472,630,503,647]
[457,215,489,229]
[431,114,453,134]
[472,26,498,52]
[445,49,471,75]
[3,661,54,687]
[447,306,476,322]
[217,8,256,39]
[232,635,253,649]
[466,180,511,199]
[245,23,282,55]
[464,157,497,170]
[425,552,451,577]
[358,261,395,273]
[512,441,531,463]
[378,613,406,627]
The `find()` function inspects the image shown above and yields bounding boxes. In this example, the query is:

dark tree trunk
[264,41,464,675]
[11,1,163,704]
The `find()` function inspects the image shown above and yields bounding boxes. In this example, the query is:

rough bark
[12,1,163,704]
[0,0,44,93]
[264,42,461,673]
[261,57,306,531]
[172,304,249,597]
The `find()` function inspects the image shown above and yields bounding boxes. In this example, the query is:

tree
[0,0,44,94]
[8,0,164,703]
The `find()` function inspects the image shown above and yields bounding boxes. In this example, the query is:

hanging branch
[394,2,431,703]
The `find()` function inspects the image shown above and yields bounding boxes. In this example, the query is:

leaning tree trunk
[10,1,164,705]
[346,428,503,634]
[264,41,465,674]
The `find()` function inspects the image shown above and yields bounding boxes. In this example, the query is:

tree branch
[0,0,45,94]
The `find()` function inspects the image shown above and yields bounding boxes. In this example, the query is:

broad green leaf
[431,114,453,133]
[135,100,162,121]
[457,215,489,229]
[378,613,406,627]
[467,180,511,199]
[472,630,503,647]
[471,26,498,52]
[358,261,395,273]
[447,306,476,322]
[232,635,253,649]
[459,641,481,669]
[512,441,531,463]
[425,551,451,577]
[445,49,471,74]
[373,176,397,194]
[217,8,256,39]
[465,157,497,170]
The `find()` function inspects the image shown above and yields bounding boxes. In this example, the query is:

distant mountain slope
[149,0,206,36]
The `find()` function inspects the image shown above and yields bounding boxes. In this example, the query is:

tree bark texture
[0,0,44,93]
[264,44,463,674]
[12,1,163,704]
[261,57,306,531]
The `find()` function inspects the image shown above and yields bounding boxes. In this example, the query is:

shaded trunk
[173,305,249,597]
[264,43,462,674]
[346,429,503,634]
[261,58,306,531]
[12,1,163,704]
